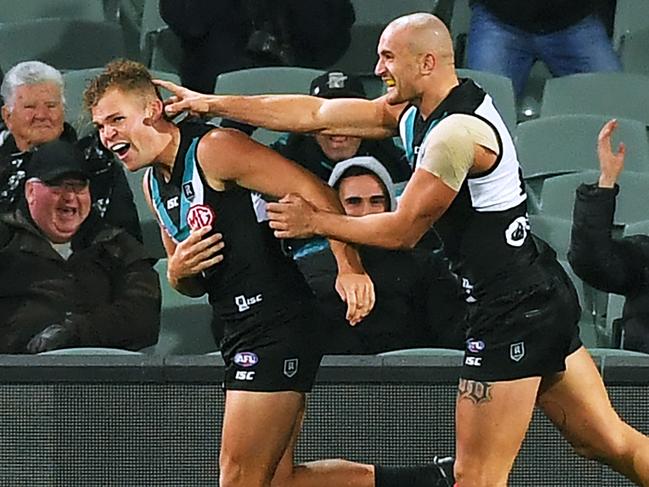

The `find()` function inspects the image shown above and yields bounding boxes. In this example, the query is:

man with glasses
[0,140,160,354]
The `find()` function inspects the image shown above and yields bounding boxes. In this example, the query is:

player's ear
[421,52,436,75]
[144,97,164,125]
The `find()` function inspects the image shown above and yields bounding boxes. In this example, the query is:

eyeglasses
[32,179,89,194]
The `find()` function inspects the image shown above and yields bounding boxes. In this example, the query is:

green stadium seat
[449,0,471,67]
[515,115,649,198]
[558,259,601,349]
[378,348,463,357]
[0,19,126,74]
[530,214,572,259]
[540,73,649,126]
[214,66,325,145]
[613,0,649,50]
[620,27,649,77]
[457,68,517,130]
[62,68,181,135]
[144,259,216,355]
[39,348,143,355]
[139,0,181,73]
[0,0,108,23]
[540,170,649,224]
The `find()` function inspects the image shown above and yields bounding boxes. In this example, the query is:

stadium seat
[558,259,600,349]
[38,348,144,355]
[619,27,649,77]
[332,0,439,74]
[612,0,649,50]
[123,169,166,260]
[0,0,108,23]
[515,115,649,198]
[145,259,216,355]
[62,68,181,135]
[214,66,325,145]
[0,19,126,74]
[449,0,471,67]
[378,348,463,357]
[540,73,649,126]
[623,219,649,237]
[530,214,572,259]
[457,68,517,130]
[540,170,649,224]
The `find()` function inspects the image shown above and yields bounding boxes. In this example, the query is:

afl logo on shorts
[187,204,215,230]
[505,215,530,248]
[467,339,486,353]
[234,352,259,367]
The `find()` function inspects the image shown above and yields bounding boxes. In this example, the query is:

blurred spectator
[0,140,160,354]
[296,156,466,354]
[569,119,649,354]
[466,0,622,97]
[160,0,355,93]
[0,61,142,241]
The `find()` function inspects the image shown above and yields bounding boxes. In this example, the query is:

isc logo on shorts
[465,356,482,366]
[235,371,255,381]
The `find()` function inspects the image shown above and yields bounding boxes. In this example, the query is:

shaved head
[385,13,454,62]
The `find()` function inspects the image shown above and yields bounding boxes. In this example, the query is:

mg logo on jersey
[233,352,259,368]
[187,204,215,230]
[166,196,179,210]
[510,341,526,362]
[505,215,530,247]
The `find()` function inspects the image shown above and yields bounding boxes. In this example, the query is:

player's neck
[153,122,181,182]
[418,75,459,119]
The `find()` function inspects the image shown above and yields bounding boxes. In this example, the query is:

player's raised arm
[197,128,376,325]
[154,78,401,140]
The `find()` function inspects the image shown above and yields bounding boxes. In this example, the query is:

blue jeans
[466,3,622,97]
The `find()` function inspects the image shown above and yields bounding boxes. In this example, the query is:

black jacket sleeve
[568,183,647,295]
[67,232,161,350]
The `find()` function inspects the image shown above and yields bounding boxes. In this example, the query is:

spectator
[466,0,622,98]
[272,71,411,184]
[0,140,160,354]
[568,119,649,353]
[0,61,142,241]
[297,156,466,354]
[160,0,355,93]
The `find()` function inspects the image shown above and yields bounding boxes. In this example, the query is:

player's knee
[220,454,271,487]
[454,459,507,487]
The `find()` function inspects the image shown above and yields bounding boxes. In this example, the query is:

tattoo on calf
[458,378,493,404]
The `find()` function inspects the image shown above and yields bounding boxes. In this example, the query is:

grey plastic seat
[540,73,649,126]
[613,0,649,50]
[0,0,108,23]
[39,348,143,355]
[144,259,216,355]
[530,214,573,259]
[0,19,126,74]
[378,348,464,357]
[515,115,649,198]
[214,66,325,145]
[620,27,649,77]
[457,68,517,130]
[63,68,181,135]
[540,170,649,224]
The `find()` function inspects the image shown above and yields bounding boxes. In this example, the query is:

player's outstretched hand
[153,79,214,118]
[168,226,225,283]
[267,193,317,239]
[335,272,376,326]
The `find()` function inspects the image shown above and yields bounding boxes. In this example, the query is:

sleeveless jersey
[148,121,314,324]
[399,79,539,299]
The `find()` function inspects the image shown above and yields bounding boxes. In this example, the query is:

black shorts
[220,307,323,393]
[461,261,583,382]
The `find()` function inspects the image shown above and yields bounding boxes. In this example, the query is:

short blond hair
[83,59,158,111]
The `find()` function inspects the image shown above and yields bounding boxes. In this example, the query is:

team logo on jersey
[233,352,259,367]
[505,215,530,247]
[510,342,525,362]
[187,204,215,230]
[182,182,195,201]
[166,196,179,210]
[283,358,299,378]
[467,339,486,353]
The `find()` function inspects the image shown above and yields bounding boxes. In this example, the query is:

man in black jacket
[0,140,160,354]
[568,118,649,353]
[297,156,466,354]
[0,61,142,241]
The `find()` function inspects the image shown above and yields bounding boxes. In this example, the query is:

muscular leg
[271,397,375,487]
[219,390,305,487]
[538,347,649,485]
[454,376,541,487]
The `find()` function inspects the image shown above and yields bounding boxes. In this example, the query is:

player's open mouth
[110,142,131,158]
